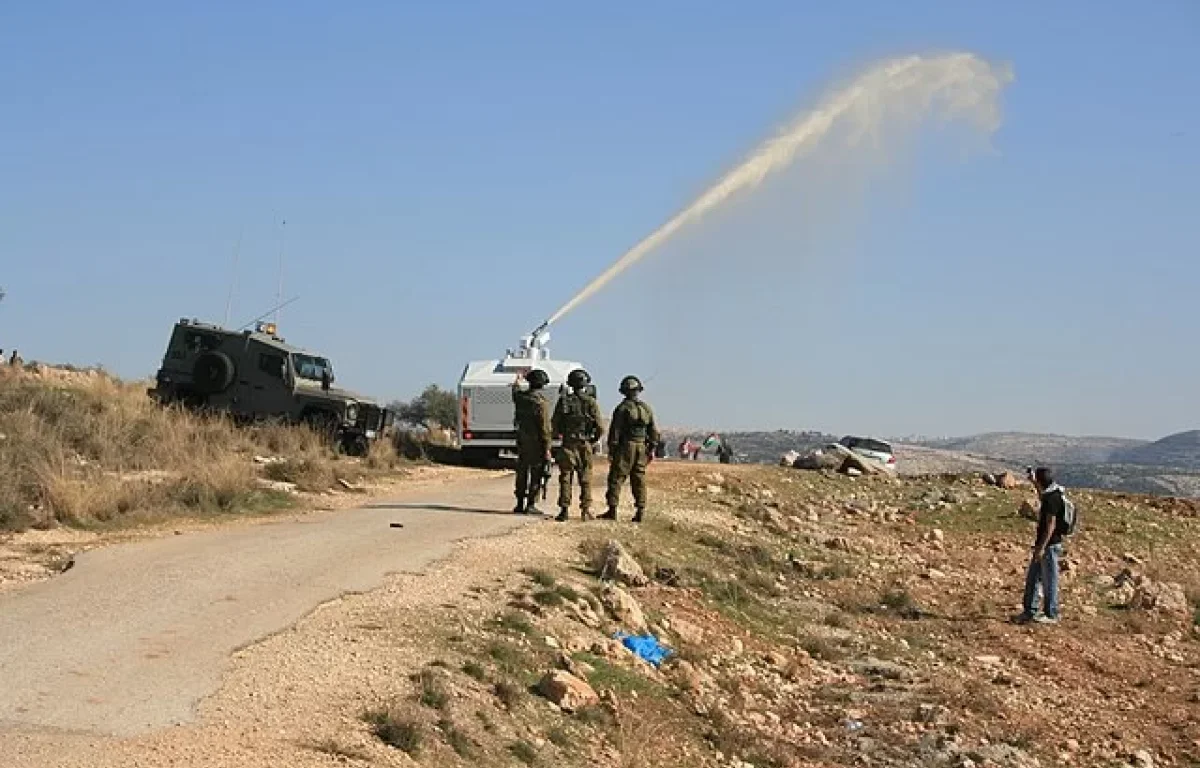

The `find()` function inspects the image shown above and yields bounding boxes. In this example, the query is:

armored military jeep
[150,318,391,455]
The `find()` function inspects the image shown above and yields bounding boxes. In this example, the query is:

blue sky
[2,2,1197,439]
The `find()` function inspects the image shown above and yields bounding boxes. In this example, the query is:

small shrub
[494,679,524,709]
[364,704,424,755]
[462,660,487,681]
[533,589,564,607]
[881,588,922,620]
[487,641,526,673]
[554,582,581,602]
[800,634,846,662]
[697,532,733,554]
[575,704,615,728]
[548,725,571,748]
[526,568,556,588]
[439,718,475,758]
[510,739,539,764]
[823,611,852,629]
[415,668,450,710]
[496,611,535,636]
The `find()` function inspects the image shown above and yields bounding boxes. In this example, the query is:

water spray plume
[546,52,1012,327]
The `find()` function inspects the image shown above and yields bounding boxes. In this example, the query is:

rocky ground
[8,462,1200,768]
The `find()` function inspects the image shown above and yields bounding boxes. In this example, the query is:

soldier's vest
[622,401,652,442]
[513,390,542,437]
[558,393,593,442]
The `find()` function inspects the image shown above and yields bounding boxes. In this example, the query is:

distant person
[602,375,659,523]
[551,368,604,522]
[511,368,552,515]
[9,349,22,367]
[1013,466,1069,625]
[718,441,733,464]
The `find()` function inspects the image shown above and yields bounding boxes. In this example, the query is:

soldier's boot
[525,495,543,516]
[598,508,618,521]
[554,508,569,523]
[631,508,645,524]
[580,507,594,522]
[513,496,525,515]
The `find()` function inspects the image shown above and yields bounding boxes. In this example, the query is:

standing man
[602,375,659,523]
[511,368,552,515]
[1014,466,1068,625]
[551,368,604,522]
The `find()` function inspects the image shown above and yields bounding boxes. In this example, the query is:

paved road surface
[0,473,527,737]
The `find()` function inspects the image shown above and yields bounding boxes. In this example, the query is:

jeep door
[245,345,292,418]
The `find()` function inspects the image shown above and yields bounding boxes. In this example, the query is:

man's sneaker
[512,504,526,515]
[525,504,544,516]
[598,509,618,521]
[1010,612,1035,625]
[554,509,569,523]
[1032,614,1059,625]
[631,510,644,524]
[581,510,594,522]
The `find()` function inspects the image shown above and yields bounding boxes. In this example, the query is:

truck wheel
[192,352,235,395]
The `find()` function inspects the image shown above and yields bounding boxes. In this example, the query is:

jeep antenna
[237,295,300,331]
[223,225,244,327]
[275,217,287,325]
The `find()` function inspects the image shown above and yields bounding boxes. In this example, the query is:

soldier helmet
[525,368,550,388]
[618,375,643,395]
[567,368,591,389]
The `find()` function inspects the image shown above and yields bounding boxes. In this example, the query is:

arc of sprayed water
[545,52,1011,327]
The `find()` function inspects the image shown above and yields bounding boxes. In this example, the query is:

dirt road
[0,471,527,738]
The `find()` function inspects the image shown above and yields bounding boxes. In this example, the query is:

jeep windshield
[292,353,333,383]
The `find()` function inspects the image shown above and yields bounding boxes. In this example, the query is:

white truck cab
[457,331,585,464]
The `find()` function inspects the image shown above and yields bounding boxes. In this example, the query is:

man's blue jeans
[1022,543,1061,619]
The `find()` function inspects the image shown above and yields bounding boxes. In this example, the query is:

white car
[838,436,896,471]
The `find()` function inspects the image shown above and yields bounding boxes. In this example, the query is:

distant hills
[663,427,1200,499]
[915,432,1147,466]
[1110,430,1200,468]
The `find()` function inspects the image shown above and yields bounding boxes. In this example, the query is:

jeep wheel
[341,434,370,457]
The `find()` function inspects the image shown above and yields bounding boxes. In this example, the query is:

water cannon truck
[456,325,584,465]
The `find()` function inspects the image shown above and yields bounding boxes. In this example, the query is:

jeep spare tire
[192,351,235,394]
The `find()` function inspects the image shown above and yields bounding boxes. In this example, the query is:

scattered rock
[996,471,1020,489]
[851,658,915,683]
[926,529,945,545]
[600,586,647,632]
[669,660,703,692]
[1123,552,1145,566]
[597,540,649,587]
[670,617,706,646]
[1018,500,1038,520]
[1129,580,1190,617]
[825,537,852,552]
[1130,748,1156,768]
[537,670,599,713]
[941,490,965,504]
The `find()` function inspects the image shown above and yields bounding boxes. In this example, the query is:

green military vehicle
[149,318,391,455]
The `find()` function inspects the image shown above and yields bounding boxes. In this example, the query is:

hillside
[0,364,406,534]
[917,432,1147,465]
[1111,430,1200,468]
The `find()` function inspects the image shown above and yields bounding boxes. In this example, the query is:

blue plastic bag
[613,631,672,667]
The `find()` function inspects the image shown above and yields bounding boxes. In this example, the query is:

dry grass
[0,368,403,531]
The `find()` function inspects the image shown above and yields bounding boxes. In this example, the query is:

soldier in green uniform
[551,368,604,522]
[511,368,552,515]
[601,375,659,523]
